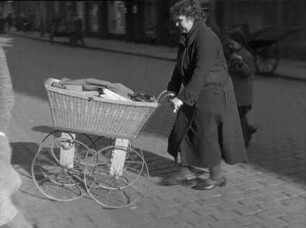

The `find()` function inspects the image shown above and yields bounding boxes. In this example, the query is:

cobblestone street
[1,34,305,228]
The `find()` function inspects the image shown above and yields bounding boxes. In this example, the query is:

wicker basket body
[45,79,158,139]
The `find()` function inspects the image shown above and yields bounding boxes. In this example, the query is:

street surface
[1,35,305,228]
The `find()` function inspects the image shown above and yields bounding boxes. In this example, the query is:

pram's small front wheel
[31,130,92,201]
[84,145,149,208]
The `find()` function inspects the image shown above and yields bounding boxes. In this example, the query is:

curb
[261,72,306,82]
[7,32,306,82]
[10,32,176,62]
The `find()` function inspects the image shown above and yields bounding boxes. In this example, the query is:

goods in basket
[129,93,156,102]
[51,77,134,101]
[51,78,156,103]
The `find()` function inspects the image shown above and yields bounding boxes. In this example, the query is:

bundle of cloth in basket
[51,78,156,102]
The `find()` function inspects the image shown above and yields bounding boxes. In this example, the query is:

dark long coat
[228,47,255,107]
[167,20,246,168]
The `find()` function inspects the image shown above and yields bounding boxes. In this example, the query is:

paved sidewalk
[7,30,306,82]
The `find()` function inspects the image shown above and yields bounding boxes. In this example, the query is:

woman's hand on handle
[169,97,183,113]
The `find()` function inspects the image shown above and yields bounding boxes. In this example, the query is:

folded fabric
[51,78,156,103]
[101,88,132,102]
[53,78,135,99]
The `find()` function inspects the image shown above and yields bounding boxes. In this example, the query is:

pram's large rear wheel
[84,145,149,208]
[31,130,92,201]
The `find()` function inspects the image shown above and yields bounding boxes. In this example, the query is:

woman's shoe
[161,177,197,187]
[192,176,226,190]
[161,166,197,186]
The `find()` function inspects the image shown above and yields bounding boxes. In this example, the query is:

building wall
[7,0,306,46]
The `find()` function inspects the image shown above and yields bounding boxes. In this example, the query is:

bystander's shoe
[248,125,257,134]
[245,125,257,147]
[192,176,226,190]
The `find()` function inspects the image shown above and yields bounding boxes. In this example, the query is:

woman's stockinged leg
[210,163,223,180]
[192,162,226,191]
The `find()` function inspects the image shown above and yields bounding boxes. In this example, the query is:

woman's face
[174,15,194,34]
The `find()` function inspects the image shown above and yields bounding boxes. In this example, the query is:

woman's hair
[172,0,203,20]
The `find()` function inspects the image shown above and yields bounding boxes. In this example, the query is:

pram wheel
[31,130,92,201]
[84,145,149,208]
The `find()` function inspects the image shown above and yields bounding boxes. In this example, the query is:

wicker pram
[31,78,174,208]
[45,78,159,139]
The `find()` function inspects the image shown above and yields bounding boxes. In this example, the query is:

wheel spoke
[32,131,89,201]
[84,144,149,208]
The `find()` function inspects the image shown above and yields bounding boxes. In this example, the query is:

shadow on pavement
[142,149,177,179]
[10,142,51,200]
[31,125,181,183]
[11,142,38,177]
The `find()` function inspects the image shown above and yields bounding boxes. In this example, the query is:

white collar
[0,132,6,137]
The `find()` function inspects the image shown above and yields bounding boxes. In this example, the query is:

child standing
[227,30,257,147]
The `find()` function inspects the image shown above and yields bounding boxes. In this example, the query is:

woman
[165,0,247,190]
[227,30,257,147]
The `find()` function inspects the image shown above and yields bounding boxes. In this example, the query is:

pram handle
[156,90,175,103]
